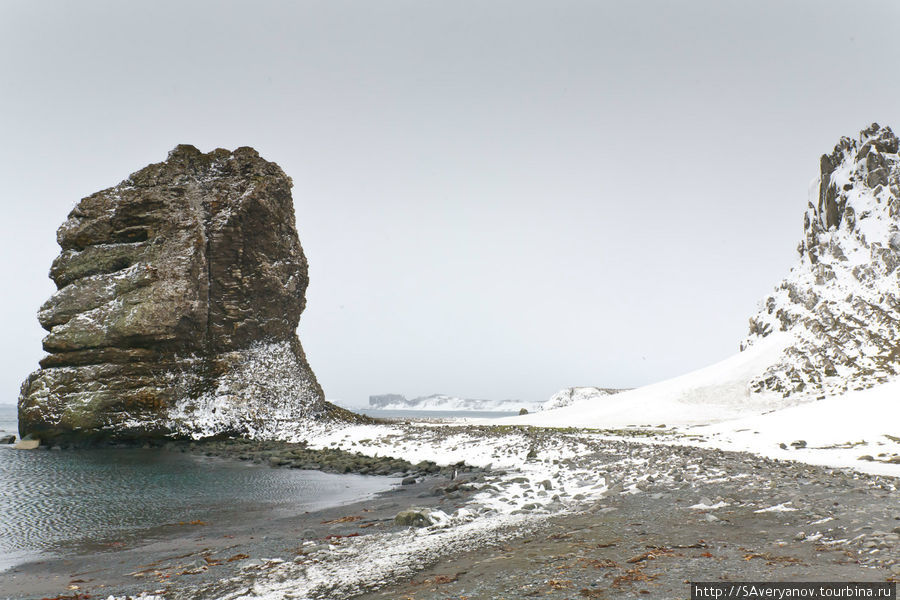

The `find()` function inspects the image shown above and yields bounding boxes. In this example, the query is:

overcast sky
[2,0,899,408]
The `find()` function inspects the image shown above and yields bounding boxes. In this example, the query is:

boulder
[18,145,351,443]
[394,509,434,527]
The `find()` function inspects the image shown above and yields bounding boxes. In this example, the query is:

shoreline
[2,421,898,599]
[0,454,473,600]
[189,426,900,600]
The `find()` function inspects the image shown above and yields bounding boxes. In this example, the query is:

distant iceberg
[369,393,538,412]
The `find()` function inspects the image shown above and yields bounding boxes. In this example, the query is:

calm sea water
[0,405,394,572]
[0,404,15,437]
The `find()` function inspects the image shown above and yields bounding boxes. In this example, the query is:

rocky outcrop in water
[18,145,350,442]
[743,123,900,397]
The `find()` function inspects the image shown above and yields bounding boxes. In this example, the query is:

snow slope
[692,380,900,476]
[499,332,796,428]
[500,125,900,475]
[497,332,898,475]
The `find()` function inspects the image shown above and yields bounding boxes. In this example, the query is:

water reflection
[0,441,393,571]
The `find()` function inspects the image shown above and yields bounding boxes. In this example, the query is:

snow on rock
[744,123,900,398]
[540,387,626,411]
[369,393,537,412]
[18,145,333,442]
[167,341,325,439]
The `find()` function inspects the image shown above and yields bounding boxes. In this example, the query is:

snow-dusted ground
[120,328,894,600]
[104,362,898,600]
[490,333,899,478]
[194,354,895,599]
[688,380,900,477]
[165,388,897,600]
[113,326,895,600]
[304,423,616,515]
[112,277,899,600]
[157,419,685,600]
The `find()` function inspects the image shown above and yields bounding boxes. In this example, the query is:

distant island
[369,393,538,412]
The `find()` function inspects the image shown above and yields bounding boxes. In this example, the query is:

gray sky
[2,0,899,408]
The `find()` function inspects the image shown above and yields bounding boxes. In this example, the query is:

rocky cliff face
[743,123,900,398]
[19,145,337,442]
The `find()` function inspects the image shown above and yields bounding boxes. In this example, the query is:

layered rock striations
[19,145,337,442]
[743,123,900,398]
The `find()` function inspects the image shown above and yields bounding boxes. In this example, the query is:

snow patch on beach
[482,331,897,478]
[199,513,539,600]
[179,424,681,600]
[302,424,616,515]
[755,502,798,513]
[684,379,900,477]
[688,501,729,510]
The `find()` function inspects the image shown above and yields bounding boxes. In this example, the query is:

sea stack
[18,145,331,442]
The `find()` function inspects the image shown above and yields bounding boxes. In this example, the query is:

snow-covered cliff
[743,123,900,398]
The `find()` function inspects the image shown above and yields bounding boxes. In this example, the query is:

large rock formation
[19,145,343,442]
[743,123,900,398]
